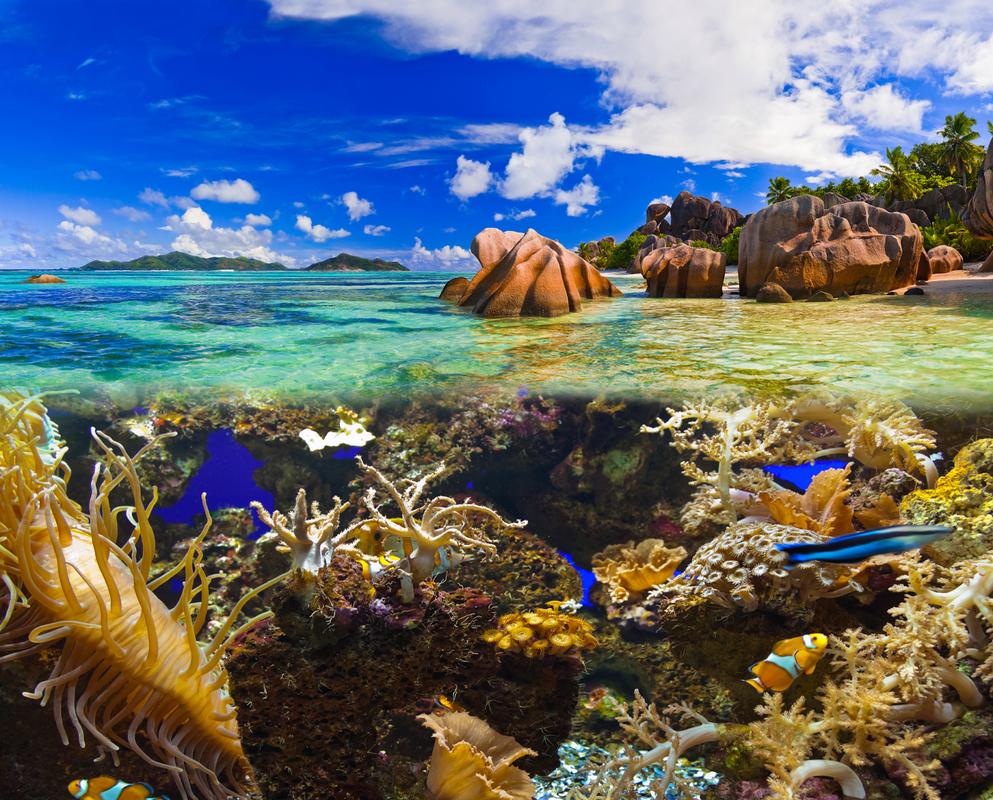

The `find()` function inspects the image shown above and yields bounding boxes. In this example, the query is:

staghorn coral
[418,711,536,800]
[0,393,287,800]
[251,488,353,574]
[648,521,855,620]
[592,539,687,605]
[481,600,597,659]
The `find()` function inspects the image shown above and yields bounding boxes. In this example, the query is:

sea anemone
[0,393,287,800]
[418,710,535,800]
[482,601,597,659]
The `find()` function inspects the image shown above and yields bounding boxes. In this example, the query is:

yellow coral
[482,601,597,659]
[758,465,854,536]
[592,539,687,604]
[418,711,535,800]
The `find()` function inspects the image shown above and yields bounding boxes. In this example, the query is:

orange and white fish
[744,633,828,693]
[68,777,168,799]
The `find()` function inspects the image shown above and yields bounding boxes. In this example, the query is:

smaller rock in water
[755,282,792,303]
[808,290,835,302]
[439,276,469,302]
[837,291,851,300]
[22,273,66,284]
[905,286,926,296]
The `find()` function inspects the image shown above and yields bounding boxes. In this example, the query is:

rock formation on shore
[452,228,621,317]
[926,245,964,274]
[641,244,726,298]
[738,197,921,299]
[964,139,993,242]
[640,191,744,247]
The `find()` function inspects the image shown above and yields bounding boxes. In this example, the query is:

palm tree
[939,112,982,187]
[766,176,793,205]
[988,120,993,137]
[870,146,924,203]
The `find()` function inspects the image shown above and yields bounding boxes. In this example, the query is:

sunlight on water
[2,270,992,409]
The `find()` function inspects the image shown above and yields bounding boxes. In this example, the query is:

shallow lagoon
[2,270,993,410]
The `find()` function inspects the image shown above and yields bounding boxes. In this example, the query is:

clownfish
[68,777,168,800]
[745,633,828,693]
[777,525,953,567]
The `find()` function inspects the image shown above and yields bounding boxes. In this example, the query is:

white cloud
[363,224,391,236]
[449,155,493,200]
[265,2,993,175]
[500,112,601,199]
[56,221,127,253]
[18,243,37,258]
[74,169,101,181]
[296,214,350,242]
[805,172,836,185]
[681,178,697,193]
[164,166,198,178]
[494,208,536,222]
[139,187,169,208]
[113,206,151,222]
[342,141,384,153]
[191,178,260,204]
[841,84,930,132]
[649,195,673,206]
[459,122,523,144]
[409,185,427,195]
[165,206,293,264]
[723,170,745,179]
[244,213,273,227]
[340,190,375,221]
[58,205,101,226]
[293,200,306,209]
[553,175,599,217]
[170,195,197,210]
[411,237,474,267]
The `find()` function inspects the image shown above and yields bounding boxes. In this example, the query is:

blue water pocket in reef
[155,428,274,537]
[763,459,850,492]
[558,550,596,607]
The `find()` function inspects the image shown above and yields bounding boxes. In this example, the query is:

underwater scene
[5,4,993,800]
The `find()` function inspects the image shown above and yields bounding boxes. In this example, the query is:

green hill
[305,253,409,272]
[78,252,287,271]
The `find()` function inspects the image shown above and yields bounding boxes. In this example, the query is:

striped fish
[777,525,953,566]
[68,777,168,800]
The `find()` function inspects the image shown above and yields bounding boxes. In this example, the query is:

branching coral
[251,489,352,573]
[592,539,687,604]
[481,601,598,659]
[0,393,287,800]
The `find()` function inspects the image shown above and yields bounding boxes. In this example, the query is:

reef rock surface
[642,244,726,298]
[458,228,621,317]
[738,196,922,298]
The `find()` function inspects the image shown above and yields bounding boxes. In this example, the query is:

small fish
[776,525,953,566]
[745,633,828,693]
[68,777,168,800]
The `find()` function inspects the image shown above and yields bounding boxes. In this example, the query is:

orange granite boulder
[458,228,621,317]
[439,276,469,302]
[926,245,964,274]
[22,273,66,284]
[641,244,726,298]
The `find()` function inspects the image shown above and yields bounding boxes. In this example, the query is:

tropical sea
[2,269,993,410]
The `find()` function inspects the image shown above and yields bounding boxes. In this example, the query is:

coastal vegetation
[78,250,410,272]
[304,252,408,271]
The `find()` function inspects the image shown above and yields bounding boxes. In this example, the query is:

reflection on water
[1,270,992,410]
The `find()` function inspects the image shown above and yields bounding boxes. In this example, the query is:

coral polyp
[0,394,286,800]
[482,601,598,659]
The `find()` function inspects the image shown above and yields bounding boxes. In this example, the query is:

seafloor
[3,386,993,800]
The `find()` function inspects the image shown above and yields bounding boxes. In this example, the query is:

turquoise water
[2,270,993,409]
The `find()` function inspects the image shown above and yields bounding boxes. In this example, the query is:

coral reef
[482,601,598,659]
[592,539,687,605]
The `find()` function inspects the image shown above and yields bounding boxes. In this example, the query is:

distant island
[77,251,409,272]
[304,253,409,272]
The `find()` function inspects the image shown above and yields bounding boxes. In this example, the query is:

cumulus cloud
[648,195,673,206]
[58,205,101,226]
[191,178,260,204]
[449,155,493,200]
[113,206,151,222]
[500,113,601,199]
[340,191,375,221]
[494,208,536,222]
[296,214,350,242]
[553,175,599,217]
[164,206,294,264]
[56,221,127,253]
[363,224,391,236]
[244,213,273,226]
[139,187,170,208]
[74,169,102,181]
[411,237,474,267]
[266,1,993,175]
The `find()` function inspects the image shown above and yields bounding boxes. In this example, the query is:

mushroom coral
[0,393,286,800]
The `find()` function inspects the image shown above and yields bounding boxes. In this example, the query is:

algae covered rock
[902,438,993,564]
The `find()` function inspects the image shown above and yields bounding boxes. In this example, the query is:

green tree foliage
[870,147,925,203]
[938,112,984,187]
[922,212,993,263]
[766,176,793,204]
[578,239,615,271]
[603,232,647,272]
[719,226,742,265]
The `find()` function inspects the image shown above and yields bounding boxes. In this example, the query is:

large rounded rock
[22,273,66,284]
[917,250,932,282]
[642,244,726,298]
[670,191,712,234]
[964,139,993,239]
[646,202,671,224]
[980,251,993,273]
[439,276,469,302]
[738,196,922,298]
[459,228,622,317]
[821,192,850,209]
[703,203,744,239]
[926,245,964,274]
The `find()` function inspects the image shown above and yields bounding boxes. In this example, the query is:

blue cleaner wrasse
[68,777,169,800]
[776,525,953,566]
[745,633,828,693]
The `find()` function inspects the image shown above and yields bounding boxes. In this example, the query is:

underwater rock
[642,244,726,298]
[458,228,622,317]
[755,282,792,303]
[927,244,965,274]
[438,276,469,302]
[901,438,993,564]
[22,272,66,283]
[964,138,993,239]
[807,290,835,302]
[738,196,922,298]
[227,564,581,798]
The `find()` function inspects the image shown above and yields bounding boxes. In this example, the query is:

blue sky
[1,0,992,270]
